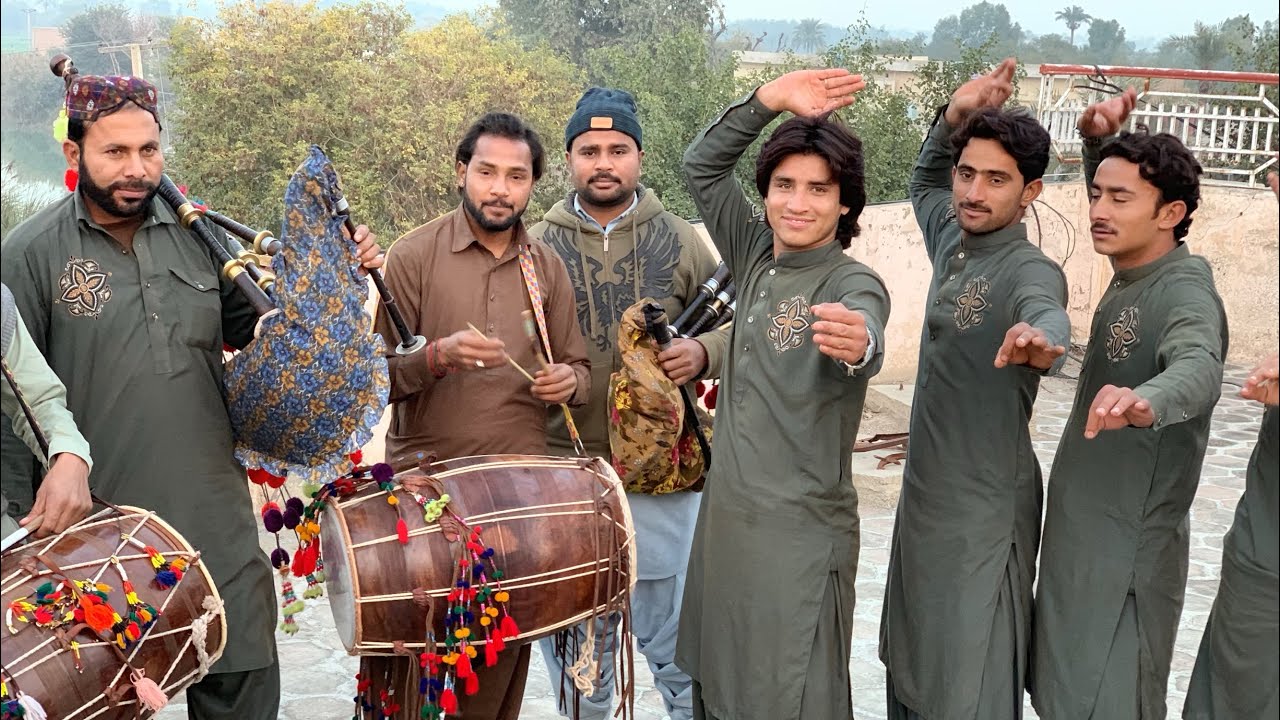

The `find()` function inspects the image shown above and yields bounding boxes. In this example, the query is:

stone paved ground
[156,361,1264,719]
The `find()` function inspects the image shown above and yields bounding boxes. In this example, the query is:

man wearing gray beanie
[531,86,730,720]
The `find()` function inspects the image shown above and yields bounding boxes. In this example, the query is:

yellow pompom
[454,628,470,639]
[387,495,399,506]
[443,652,458,665]
[485,607,499,617]
[480,616,491,626]
[465,645,477,659]
[439,494,450,504]
[494,591,510,603]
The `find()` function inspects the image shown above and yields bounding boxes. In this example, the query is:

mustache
[481,200,514,210]
[1091,222,1117,234]
[589,173,621,185]
[108,180,156,193]
[958,201,990,213]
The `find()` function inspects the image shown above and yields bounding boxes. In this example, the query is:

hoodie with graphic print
[530,187,729,460]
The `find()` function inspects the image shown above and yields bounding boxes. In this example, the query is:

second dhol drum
[321,454,636,655]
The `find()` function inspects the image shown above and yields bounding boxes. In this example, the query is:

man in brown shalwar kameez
[359,111,590,720]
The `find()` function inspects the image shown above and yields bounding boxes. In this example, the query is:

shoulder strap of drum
[517,245,586,455]
[1,358,50,461]
[1,284,17,360]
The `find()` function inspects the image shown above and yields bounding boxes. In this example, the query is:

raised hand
[944,57,1017,126]
[755,68,866,118]
[993,322,1067,370]
[1240,351,1278,406]
[1078,87,1138,139]
[1083,384,1155,439]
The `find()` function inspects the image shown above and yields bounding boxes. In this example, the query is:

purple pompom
[285,497,305,516]
[262,508,284,534]
[270,547,290,569]
[371,463,394,483]
[282,508,302,530]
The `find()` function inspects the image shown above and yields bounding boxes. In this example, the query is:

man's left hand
[1084,384,1155,438]
[346,223,385,273]
[811,303,870,365]
[532,363,577,404]
[658,338,709,386]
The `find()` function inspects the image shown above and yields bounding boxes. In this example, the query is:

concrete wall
[694,182,1279,384]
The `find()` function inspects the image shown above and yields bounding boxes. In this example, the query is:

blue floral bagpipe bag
[224,146,388,483]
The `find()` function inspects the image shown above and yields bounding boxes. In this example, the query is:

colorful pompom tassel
[396,517,409,545]
[279,582,303,635]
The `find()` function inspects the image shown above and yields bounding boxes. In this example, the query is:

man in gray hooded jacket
[529,86,729,720]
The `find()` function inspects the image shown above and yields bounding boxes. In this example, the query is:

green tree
[1085,19,1128,63]
[1173,21,1232,71]
[791,18,829,54]
[928,2,1023,60]
[584,28,738,219]
[167,2,582,240]
[0,52,69,182]
[1021,32,1081,63]
[496,0,724,64]
[61,3,147,75]
[1054,5,1092,45]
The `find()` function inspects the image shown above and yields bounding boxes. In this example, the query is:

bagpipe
[668,262,736,338]
[51,54,421,482]
[606,262,737,496]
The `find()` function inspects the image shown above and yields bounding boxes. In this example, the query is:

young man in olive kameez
[676,68,891,720]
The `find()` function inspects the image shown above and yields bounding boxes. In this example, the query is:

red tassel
[465,671,480,695]
[440,688,458,714]
[63,168,78,192]
[499,614,521,640]
[485,637,498,667]
[396,518,409,544]
[349,449,363,465]
[491,627,506,652]
[455,650,474,679]
[704,383,719,410]
[265,471,287,489]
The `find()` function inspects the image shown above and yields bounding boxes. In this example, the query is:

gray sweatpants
[539,572,694,720]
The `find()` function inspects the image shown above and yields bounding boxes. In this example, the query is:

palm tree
[1175,21,1230,70]
[791,18,828,54]
[1055,5,1093,45]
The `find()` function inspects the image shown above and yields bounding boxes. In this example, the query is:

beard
[78,159,158,219]
[461,190,526,233]
[577,172,635,209]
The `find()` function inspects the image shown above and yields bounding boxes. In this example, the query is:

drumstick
[0,513,43,553]
[523,311,587,457]
[465,323,536,382]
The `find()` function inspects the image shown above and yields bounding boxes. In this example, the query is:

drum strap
[517,246,586,456]
[1,357,50,461]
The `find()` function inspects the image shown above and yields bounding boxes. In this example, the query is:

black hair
[1099,130,1202,240]
[754,114,866,249]
[455,112,545,181]
[68,117,87,146]
[949,107,1051,184]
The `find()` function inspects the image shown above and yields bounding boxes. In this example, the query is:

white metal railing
[1036,64,1280,187]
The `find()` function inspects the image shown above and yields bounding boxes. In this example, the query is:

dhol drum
[322,454,636,654]
[1,505,226,719]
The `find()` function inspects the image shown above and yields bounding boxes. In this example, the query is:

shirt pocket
[168,265,222,351]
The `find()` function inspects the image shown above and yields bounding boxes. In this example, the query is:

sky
[422,0,1277,44]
